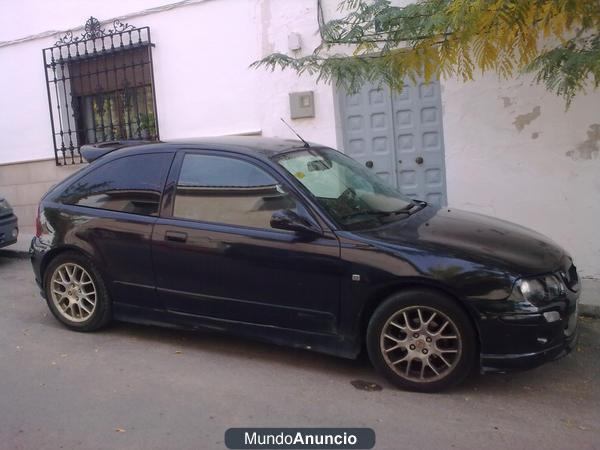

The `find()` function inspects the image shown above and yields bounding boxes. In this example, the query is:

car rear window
[57,153,172,216]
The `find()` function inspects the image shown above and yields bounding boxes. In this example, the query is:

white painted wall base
[581,278,600,318]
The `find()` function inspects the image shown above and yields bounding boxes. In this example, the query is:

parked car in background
[0,197,18,248]
[29,137,580,392]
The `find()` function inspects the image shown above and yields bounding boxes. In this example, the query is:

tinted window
[59,153,171,216]
[173,154,296,229]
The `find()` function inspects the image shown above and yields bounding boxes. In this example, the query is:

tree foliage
[252,0,600,106]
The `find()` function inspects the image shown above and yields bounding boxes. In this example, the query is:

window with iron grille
[43,17,159,165]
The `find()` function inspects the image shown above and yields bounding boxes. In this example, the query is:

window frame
[55,151,174,218]
[43,20,159,166]
[160,148,324,234]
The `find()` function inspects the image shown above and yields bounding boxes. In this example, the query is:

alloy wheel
[380,306,462,382]
[50,263,97,323]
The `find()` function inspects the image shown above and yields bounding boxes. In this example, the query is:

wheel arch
[40,245,98,287]
[357,279,483,355]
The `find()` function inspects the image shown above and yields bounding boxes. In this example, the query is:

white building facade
[1,0,599,285]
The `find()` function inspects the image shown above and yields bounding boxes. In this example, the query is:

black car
[30,137,580,392]
[0,197,18,248]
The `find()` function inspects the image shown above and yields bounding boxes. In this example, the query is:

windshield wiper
[370,201,426,218]
[341,209,410,222]
[390,201,426,215]
[340,201,427,222]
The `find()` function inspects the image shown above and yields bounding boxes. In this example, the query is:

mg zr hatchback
[30,137,580,392]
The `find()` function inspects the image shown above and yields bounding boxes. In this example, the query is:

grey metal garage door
[337,80,447,206]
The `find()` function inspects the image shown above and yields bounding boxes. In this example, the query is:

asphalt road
[1,253,599,450]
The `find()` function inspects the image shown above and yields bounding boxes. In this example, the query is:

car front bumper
[478,292,579,373]
[0,214,18,248]
[480,324,578,372]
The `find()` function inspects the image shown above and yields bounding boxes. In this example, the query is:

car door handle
[164,231,188,243]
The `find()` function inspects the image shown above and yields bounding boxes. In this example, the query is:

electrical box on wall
[289,91,315,119]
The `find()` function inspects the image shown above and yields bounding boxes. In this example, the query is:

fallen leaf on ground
[350,380,382,391]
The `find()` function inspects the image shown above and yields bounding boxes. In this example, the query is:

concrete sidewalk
[3,227,599,318]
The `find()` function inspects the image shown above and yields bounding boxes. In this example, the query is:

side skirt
[112,303,360,359]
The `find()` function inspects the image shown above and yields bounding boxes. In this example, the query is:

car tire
[44,251,111,331]
[367,289,476,392]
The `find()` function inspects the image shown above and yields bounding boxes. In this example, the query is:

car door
[152,150,342,334]
[54,151,174,308]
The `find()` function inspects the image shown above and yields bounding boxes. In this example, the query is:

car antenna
[280,118,310,148]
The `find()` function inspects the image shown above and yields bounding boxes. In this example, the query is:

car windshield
[275,148,418,230]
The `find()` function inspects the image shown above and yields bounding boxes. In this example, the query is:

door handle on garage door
[165,231,188,243]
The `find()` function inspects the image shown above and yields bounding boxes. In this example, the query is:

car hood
[357,207,565,276]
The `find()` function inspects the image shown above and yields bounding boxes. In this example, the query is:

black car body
[30,137,580,391]
[0,197,18,248]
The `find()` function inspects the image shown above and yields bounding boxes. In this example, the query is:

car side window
[173,153,297,229]
[58,153,171,216]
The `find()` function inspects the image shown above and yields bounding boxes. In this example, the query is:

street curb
[0,249,29,259]
[580,304,600,319]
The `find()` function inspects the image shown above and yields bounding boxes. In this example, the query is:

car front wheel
[367,289,476,392]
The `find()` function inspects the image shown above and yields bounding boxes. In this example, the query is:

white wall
[252,0,338,148]
[0,0,177,42]
[0,0,337,165]
[0,36,54,164]
[151,0,338,147]
[442,75,600,278]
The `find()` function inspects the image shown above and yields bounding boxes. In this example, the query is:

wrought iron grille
[43,17,159,165]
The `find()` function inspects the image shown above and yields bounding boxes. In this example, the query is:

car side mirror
[270,209,321,236]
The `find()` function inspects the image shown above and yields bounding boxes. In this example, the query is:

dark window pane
[174,154,296,229]
[70,47,157,146]
[60,153,170,216]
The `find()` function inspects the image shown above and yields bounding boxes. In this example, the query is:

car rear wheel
[44,252,111,331]
[367,289,476,392]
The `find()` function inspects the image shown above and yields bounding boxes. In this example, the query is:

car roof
[100,136,314,162]
[164,136,311,155]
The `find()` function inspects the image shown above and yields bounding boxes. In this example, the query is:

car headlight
[514,274,566,306]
